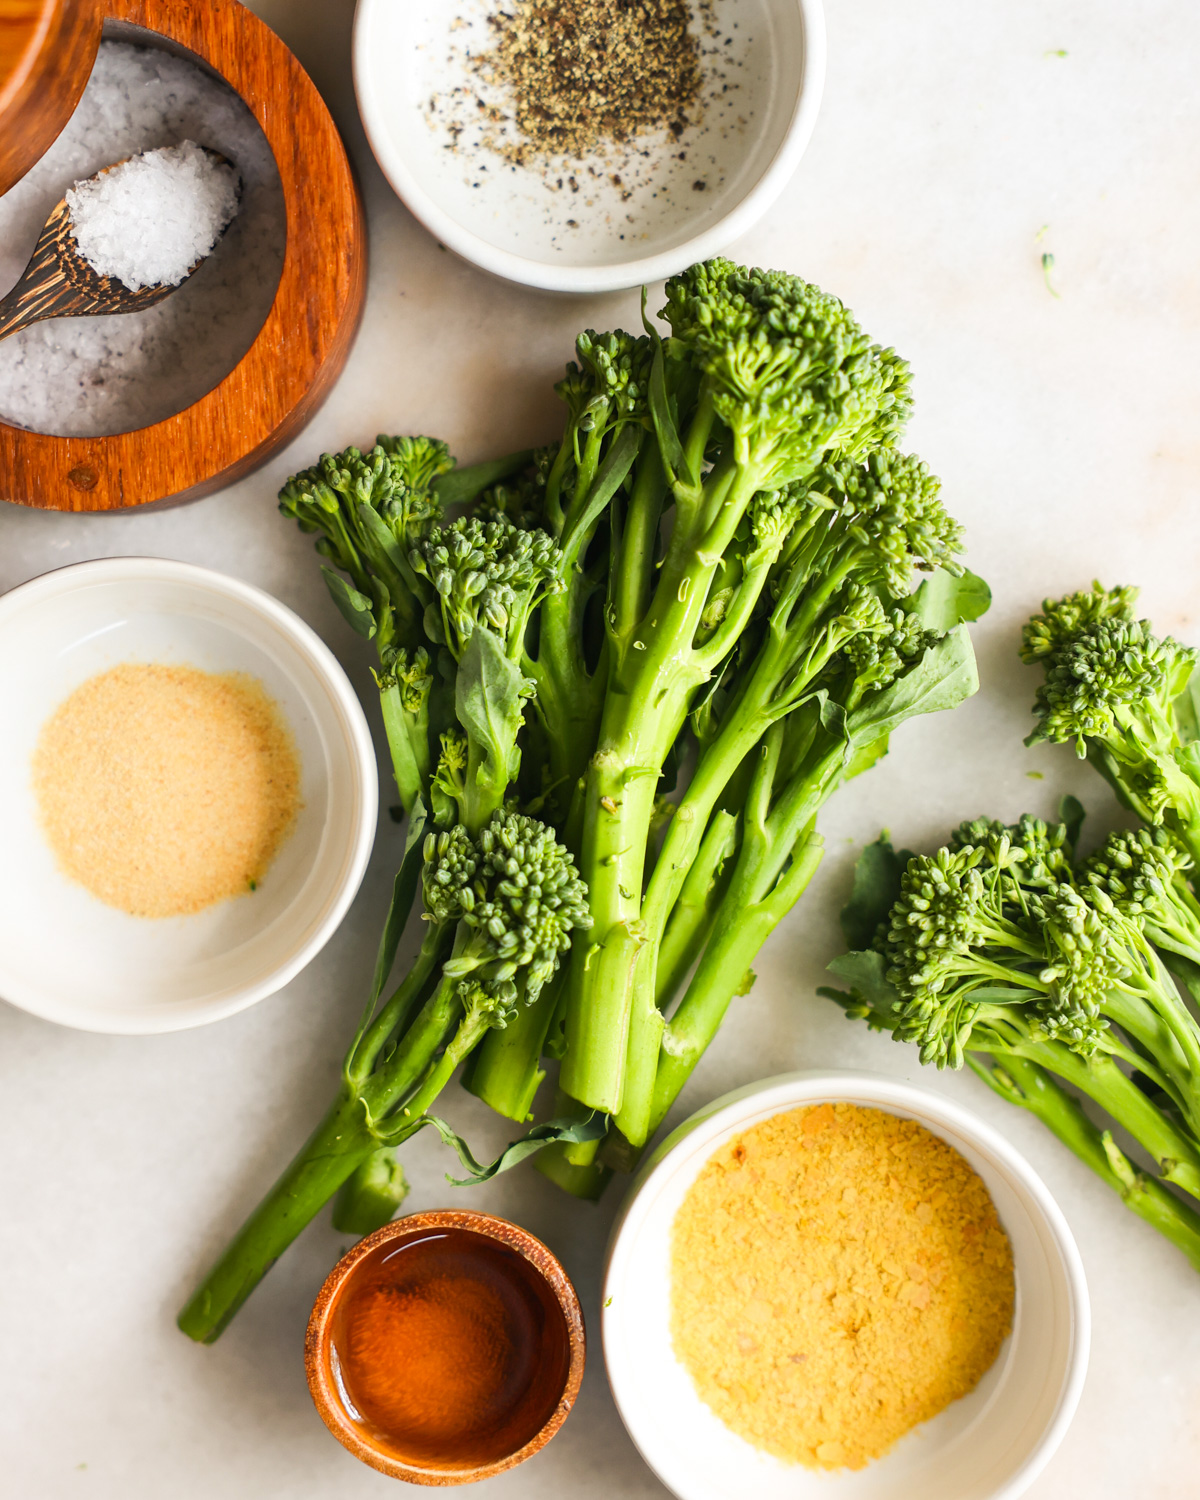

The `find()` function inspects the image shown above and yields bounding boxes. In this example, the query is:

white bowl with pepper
[353,0,825,292]
[0,558,378,1033]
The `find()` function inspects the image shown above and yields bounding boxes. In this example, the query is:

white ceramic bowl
[604,1071,1089,1500]
[353,0,825,293]
[0,558,377,1034]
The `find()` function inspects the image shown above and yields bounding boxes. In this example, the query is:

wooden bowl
[0,0,365,511]
[0,0,99,197]
[305,1210,586,1486]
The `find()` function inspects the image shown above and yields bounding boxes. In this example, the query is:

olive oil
[328,1226,572,1471]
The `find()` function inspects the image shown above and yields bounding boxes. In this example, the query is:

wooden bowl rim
[0,0,61,108]
[0,0,365,512]
[304,1209,587,1487]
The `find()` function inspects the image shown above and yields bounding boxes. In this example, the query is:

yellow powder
[33,662,301,918]
[670,1103,1015,1470]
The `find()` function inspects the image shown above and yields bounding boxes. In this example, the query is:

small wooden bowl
[305,1210,586,1486]
[0,0,99,196]
[0,0,365,511]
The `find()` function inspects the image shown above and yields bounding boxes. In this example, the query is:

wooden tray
[0,0,366,511]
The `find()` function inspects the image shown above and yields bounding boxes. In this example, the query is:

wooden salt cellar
[0,0,366,511]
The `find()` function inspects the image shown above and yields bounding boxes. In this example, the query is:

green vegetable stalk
[183,258,994,1339]
[277,437,531,817]
[823,809,1200,1269]
[1021,583,1200,865]
[560,265,918,1114]
[178,808,591,1342]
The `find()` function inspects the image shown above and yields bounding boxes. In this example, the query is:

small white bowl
[353,0,825,293]
[604,1070,1089,1500]
[0,558,377,1034]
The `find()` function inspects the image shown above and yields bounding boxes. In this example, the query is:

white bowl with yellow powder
[603,1071,1089,1500]
[0,558,377,1033]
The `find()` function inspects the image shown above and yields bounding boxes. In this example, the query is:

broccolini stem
[360,972,464,1119]
[654,810,740,1009]
[975,1034,1200,1200]
[533,1089,615,1196]
[637,830,825,1148]
[177,1090,375,1343]
[969,1052,1200,1271]
[527,426,642,829]
[611,448,668,646]
[179,969,464,1342]
[378,681,430,816]
[395,1003,492,1122]
[620,719,850,1149]
[533,1144,613,1200]
[615,812,742,1138]
[463,972,564,1122]
[347,921,451,1087]
[561,462,772,1112]
[331,1148,409,1237]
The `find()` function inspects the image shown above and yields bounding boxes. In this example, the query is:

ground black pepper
[476,0,704,164]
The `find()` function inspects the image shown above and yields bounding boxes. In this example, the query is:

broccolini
[181,257,989,1338]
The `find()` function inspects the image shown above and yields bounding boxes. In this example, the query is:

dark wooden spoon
[0,149,235,342]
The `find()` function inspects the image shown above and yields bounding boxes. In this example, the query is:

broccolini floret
[186,257,989,1336]
[1022,584,1200,858]
[824,807,1200,1273]
[178,809,590,1342]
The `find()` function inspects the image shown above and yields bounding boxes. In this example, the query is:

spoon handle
[0,202,78,343]
[0,287,55,342]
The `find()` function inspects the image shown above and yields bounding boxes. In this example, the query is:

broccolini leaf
[839,836,913,950]
[845,627,978,749]
[648,337,688,488]
[455,629,532,793]
[1059,794,1086,852]
[822,948,899,1013]
[409,1110,608,1185]
[1175,667,1200,745]
[369,800,430,1008]
[911,568,992,631]
[559,421,641,557]
[321,566,377,638]
[432,450,533,510]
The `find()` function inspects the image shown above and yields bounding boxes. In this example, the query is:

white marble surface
[3,1,1200,1494]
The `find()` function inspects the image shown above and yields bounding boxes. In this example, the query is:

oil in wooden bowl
[308,1212,584,1482]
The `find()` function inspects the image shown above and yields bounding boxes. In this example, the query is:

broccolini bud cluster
[557,329,654,432]
[1028,613,1197,760]
[411,516,565,660]
[839,604,938,700]
[1019,581,1140,663]
[1032,883,1120,1051]
[458,811,592,1000]
[279,436,451,588]
[1083,827,1200,969]
[878,815,1133,1066]
[812,449,964,598]
[436,810,591,1005]
[375,644,433,707]
[949,814,1073,892]
[478,453,554,529]
[1084,827,1190,914]
[422,824,480,926]
[661,260,914,476]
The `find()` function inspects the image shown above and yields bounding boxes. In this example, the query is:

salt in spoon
[0,147,235,343]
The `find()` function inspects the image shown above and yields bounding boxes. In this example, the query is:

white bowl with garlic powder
[0,558,377,1033]
[604,1071,1090,1500]
[353,0,825,292]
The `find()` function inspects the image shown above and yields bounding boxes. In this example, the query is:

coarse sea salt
[0,41,285,441]
[66,141,240,292]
